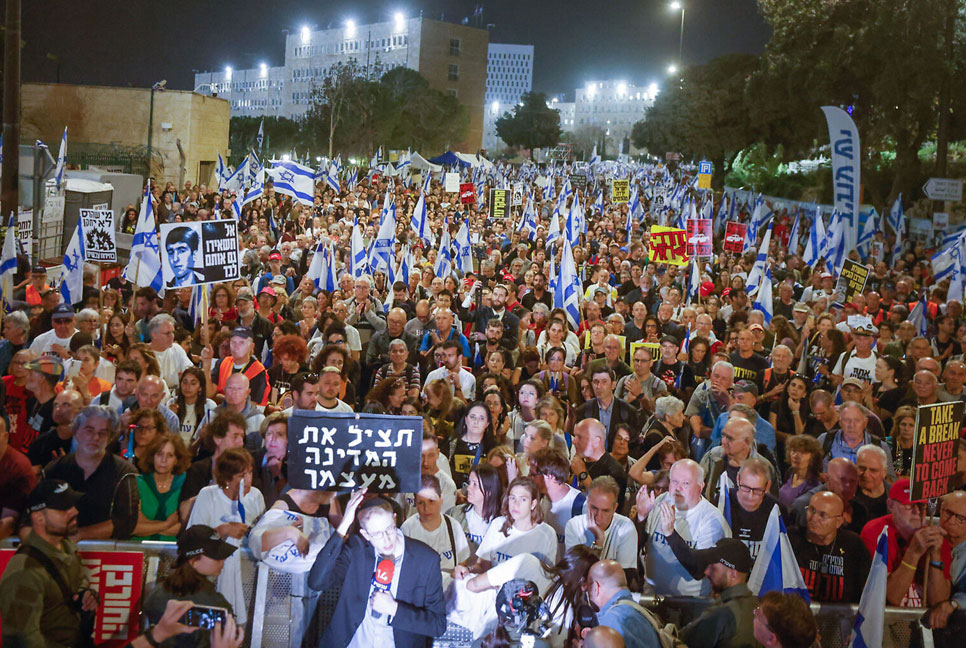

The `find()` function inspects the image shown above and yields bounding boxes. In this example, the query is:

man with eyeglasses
[701,415,778,504]
[615,346,666,415]
[719,458,783,560]
[790,491,869,603]
[928,491,966,641]
[860,478,952,607]
[29,303,76,359]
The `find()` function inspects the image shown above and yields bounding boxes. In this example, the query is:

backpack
[571,491,587,518]
[821,427,884,458]
[614,599,687,648]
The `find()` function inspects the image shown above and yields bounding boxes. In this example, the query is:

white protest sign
[512,182,525,206]
[80,209,117,262]
[159,219,240,288]
[43,194,65,224]
[933,212,950,231]
[444,173,460,193]
[92,203,109,211]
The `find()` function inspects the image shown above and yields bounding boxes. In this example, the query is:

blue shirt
[596,590,662,648]
[709,412,777,454]
[419,328,471,359]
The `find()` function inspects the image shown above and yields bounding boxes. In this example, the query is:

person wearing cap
[308,488,447,647]
[653,333,695,395]
[15,265,49,307]
[29,303,77,358]
[256,285,284,324]
[582,559,661,648]
[677,538,759,648]
[202,325,270,407]
[231,288,273,359]
[830,320,879,387]
[255,250,294,295]
[0,479,97,647]
[718,287,749,323]
[23,355,68,448]
[860,478,952,607]
[141,524,240,645]
[44,405,139,540]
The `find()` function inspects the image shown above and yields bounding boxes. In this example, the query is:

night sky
[23,0,769,97]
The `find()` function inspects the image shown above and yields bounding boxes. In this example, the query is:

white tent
[409,152,443,173]
[454,152,495,169]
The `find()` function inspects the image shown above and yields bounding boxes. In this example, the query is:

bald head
[587,560,627,608]
[574,418,607,460]
[810,490,844,517]
[825,457,859,501]
[583,626,626,648]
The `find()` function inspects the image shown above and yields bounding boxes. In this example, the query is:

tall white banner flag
[821,106,860,254]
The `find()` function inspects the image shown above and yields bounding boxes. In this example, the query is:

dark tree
[495,92,562,159]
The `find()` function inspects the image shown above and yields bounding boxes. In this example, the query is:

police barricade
[0,539,930,647]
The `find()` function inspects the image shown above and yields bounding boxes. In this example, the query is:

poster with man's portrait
[159,220,240,288]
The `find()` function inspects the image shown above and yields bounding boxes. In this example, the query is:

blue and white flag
[223,159,247,195]
[546,206,561,249]
[716,471,732,531]
[787,208,801,254]
[687,258,701,305]
[748,506,809,601]
[856,208,880,260]
[434,220,452,279]
[60,218,86,306]
[350,222,367,278]
[752,267,774,324]
[909,293,929,337]
[325,163,340,193]
[518,195,538,241]
[388,246,411,288]
[256,119,264,151]
[802,208,828,269]
[589,144,601,167]
[369,202,396,274]
[594,189,604,215]
[566,197,582,248]
[242,167,265,207]
[745,223,772,295]
[888,194,904,265]
[215,154,228,191]
[826,210,847,276]
[54,126,67,190]
[848,526,888,648]
[267,160,315,206]
[949,248,965,305]
[410,189,432,247]
[231,197,242,220]
[453,219,473,274]
[123,184,164,292]
[0,213,18,307]
[629,187,644,223]
[324,244,339,291]
[556,238,581,329]
[822,106,860,253]
[744,195,765,254]
[305,239,327,289]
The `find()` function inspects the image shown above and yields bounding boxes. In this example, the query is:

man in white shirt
[401,432,458,518]
[529,447,586,560]
[564,476,639,587]
[832,321,878,387]
[147,313,194,390]
[29,304,76,358]
[636,458,730,596]
[318,366,354,412]
[423,340,476,401]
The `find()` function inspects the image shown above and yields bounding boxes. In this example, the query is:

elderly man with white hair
[635,458,730,596]
[817,401,895,478]
[854,443,892,520]
[0,310,30,375]
[147,313,193,390]
[343,274,386,348]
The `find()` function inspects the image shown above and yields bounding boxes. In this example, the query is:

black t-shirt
[27,429,72,467]
[26,395,55,440]
[729,493,782,561]
[179,457,214,504]
[585,453,628,511]
[449,434,497,489]
[267,363,306,397]
[853,490,888,520]
[790,528,870,603]
[730,351,770,390]
[654,360,695,393]
[521,291,552,311]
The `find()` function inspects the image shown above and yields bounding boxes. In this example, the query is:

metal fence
[0,538,932,647]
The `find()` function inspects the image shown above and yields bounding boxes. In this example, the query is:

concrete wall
[21,83,230,186]
[416,20,487,152]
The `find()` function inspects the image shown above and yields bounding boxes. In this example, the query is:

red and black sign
[460,183,476,205]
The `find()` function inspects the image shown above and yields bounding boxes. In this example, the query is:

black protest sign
[159,219,240,288]
[489,189,509,219]
[570,174,588,190]
[911,400,964,500]
[287,411,422,493]
[80,209,117,262]
[834,260,870,304]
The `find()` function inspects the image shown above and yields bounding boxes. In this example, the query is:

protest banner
[934,212,950,231]
[612,179,630,204]
[0,549,143,646]
[444,172,460,193]
[835,259,870,304]
[17,208,33,262]
[724,222,747,253]
[459,183,476,205]
[629,341,662,359]
[512,182,525,206]
[80,208,117,262]
[648,225,689,266]
[42,193,65,224]
[570,174,588,190]
[287,410,422,493]
[911,400,964,500]
[686,218,713,257]
[489,188,509,219]
[159,219,240,289]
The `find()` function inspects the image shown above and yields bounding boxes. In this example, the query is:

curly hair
[139,432,192,474]
[272,334,308,364]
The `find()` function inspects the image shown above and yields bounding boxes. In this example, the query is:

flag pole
[201,284,210,347]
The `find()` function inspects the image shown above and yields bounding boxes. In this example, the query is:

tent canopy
[410,152,443,173]
[428,151,468,167]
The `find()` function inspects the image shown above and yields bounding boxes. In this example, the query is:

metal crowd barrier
[0,538,933,647]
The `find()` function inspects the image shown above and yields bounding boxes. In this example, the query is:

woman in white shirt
[186,447,266,627]
[167,366,217,449]
[401,474,469,576]
[453,476,557,578]
[447,463,503,558]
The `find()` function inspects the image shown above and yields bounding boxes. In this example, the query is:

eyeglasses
[941,508,966,524]
[736,482,766,497]
[806,505,842,521]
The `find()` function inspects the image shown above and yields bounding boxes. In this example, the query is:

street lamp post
[670,1,685,63]
[147,80,166,181]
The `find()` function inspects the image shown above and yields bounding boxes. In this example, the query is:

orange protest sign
[647,225,689,266]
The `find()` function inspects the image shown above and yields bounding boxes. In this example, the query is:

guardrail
[0,538,932,647]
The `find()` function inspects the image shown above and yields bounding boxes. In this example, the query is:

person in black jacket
[308,488,447,647]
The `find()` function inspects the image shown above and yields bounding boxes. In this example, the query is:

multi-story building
[565,80,659,154]
[482,43,534,153]
[194,17,488,151]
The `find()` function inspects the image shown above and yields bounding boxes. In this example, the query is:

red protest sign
[723,222,747,254]
[459,183,476,205]
[687,218,713,257]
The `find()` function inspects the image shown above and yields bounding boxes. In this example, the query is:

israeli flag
[589,144,601,167]
[848,526,888,648]
[369,201,396,274]
[787,208,801,254]
[752,267,774,324]
[909,294,929,337]
[748,506,809,601]
[267,160,315,206]
[248,151,262,187]
[0,213,18,307]
[888,194,904,264]
[325,163,340,193]
[826,210,847,275]
[123,184,164,292]
[215,154,227,191]
[256,119,264,150]
[687,258,701,305]
[566,197,581,248]
[546,206,561,249]
[305,239,327,289]
[350,222,367,278]
[856,208,879,260]
[594,189,604,214]
[54,126,67,190]
[547,248,557,296]
[518,194,538,241]
[434,220,452,279]
[60,218,86,306]
[746,224,772,295]
[224,159,247,194]
[410,189,432,246]
[629,187,644,223]
[324,244,338,291]
[716,471,732,532]
[242,168,265,207]
[802,207,828,269]
[949,248,965,305]
[388,246,411,288]
[556,238,581,329]
[231,197,242,220]
[744,195,765,253]
[454,219,473,274]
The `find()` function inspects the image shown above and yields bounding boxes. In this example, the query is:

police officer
[0,479,100,647]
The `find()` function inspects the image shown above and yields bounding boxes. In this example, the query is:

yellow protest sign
[629,341,662,359]
[647,225,689,266]
[612,180,630,203]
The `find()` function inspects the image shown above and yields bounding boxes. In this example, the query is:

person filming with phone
[308,487,447,647]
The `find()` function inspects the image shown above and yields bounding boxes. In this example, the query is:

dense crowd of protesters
[1,160,964,647]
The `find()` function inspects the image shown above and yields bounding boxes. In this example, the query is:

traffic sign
[698,161,713,175]
[923,177,963,202]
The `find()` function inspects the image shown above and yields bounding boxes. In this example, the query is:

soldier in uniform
[0,479,100,647]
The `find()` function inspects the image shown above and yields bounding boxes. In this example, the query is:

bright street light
[617,81,627,96]
[345,19,357,38]
[224,66,232,81]
[394,11,405,31]
[667,64,678,76]
[300,25,311,43]
[669,1,682,10]
[259,63,268,78]
[648,81,660,97]
[282,154,291,161]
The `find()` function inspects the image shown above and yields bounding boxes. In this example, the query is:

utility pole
[934,0,956,179]
[1,0,21,221]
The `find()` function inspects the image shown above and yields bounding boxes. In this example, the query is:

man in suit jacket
[308,490,447,648]
[575,365,641,451]
[472,283,520,349]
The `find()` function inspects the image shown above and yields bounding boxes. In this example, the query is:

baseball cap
[694,538,753,573]
[270,275,287,286]
[25,355,64,377]
[235,291,254,302]
[258,286,277,299]
[31,265,46,274]
[27,479,84,514]
[889,478,925,506]
[660,335,678,346]
[178,524,238,560]
[793,302,810,313]
[700,281,715,298]
[51,303,75,320]
[820,272,834,280]
[230,326,254,339]
[851,322,878,335]
[748,323,764,332]
[730,379,759,397]
[268,251,282,261]
[841,377,865,390]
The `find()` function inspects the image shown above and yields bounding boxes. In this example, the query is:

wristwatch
[144,626,162,648]
[578,471,589,482]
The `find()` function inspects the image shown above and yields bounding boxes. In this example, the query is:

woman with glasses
[449,401,498,489]
[133,432,191,540]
